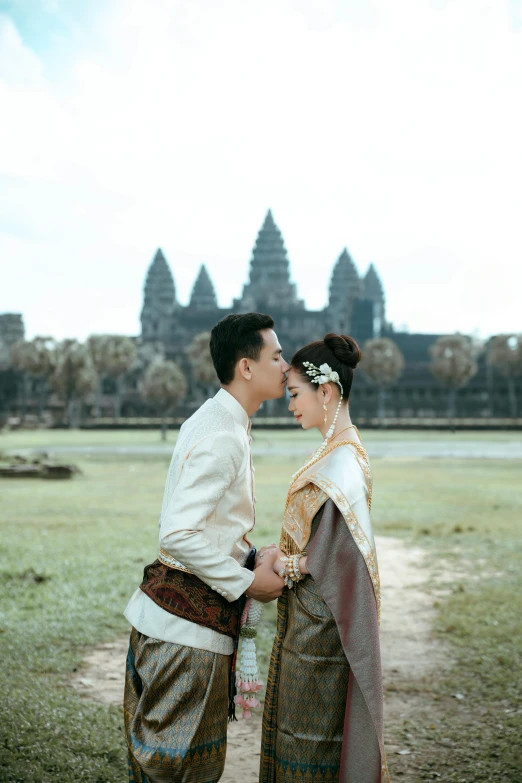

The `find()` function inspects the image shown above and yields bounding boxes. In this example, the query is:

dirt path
[71,536,448,781]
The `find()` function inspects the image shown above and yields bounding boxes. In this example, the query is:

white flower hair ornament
[302,362,344,397]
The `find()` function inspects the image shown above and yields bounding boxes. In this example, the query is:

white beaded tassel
[235,599,264,719]
[325,396,342,439]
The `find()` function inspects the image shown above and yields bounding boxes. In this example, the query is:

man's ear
[237,357,252,381]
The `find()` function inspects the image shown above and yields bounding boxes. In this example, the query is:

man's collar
[214,388,250,432]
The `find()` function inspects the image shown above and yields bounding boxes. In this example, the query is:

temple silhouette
[141,210,385,362]
[0,212,518,421]
[137,210,518,420]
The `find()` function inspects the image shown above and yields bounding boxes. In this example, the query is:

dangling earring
[323,403,328,426]
[326,397,342,439]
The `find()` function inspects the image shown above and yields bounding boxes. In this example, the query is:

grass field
[1,426,521,451]
[0,430,521,782]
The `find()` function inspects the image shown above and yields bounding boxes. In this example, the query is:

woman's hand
[255,544,277,568]
[298,555,309,575]
[270,548,288,577]
[271,551,310,579]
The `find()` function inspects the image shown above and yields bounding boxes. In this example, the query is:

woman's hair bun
[323,333,362,369]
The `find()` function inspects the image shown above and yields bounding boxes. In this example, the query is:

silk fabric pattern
[261,563,350,782]
[124,629,229,783]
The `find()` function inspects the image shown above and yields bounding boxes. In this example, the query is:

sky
[1,0,521,341]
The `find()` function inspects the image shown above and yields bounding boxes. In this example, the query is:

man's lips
[295,414,302,421]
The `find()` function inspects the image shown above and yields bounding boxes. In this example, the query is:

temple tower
[326,248,363,334]
[140,248,177,342]
[234,210,304,312]
[189,265,218,311]
[363,263,386,333]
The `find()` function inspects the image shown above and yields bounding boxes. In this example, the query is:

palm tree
[429,335,479,420]
[487,334,522,417]
[360,338,405,420]
[142,359,188,440]
[9,337,57,422]
[88,335,138,420]
[186,332,218,399]
[124,339,165,402]
[87,335,108,419]
[50,340,98,428]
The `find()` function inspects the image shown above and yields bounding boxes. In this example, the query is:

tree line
[1,331,521,430]
[361,334,522,419]
[2,333,216,437]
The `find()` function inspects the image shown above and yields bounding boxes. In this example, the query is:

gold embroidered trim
[310,473,381,622]
[347,441,373,509]
[279,483,328,554]
[158,549,193,574]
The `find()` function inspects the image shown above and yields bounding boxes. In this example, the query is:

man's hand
[246,558,284,602]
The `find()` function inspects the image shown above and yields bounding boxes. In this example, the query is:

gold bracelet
[292,554,302,581]
[281,552,307,588]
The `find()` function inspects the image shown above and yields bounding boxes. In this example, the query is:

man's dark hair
[210,313,275,384]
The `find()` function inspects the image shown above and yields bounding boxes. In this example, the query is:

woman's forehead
[287,367,306,386]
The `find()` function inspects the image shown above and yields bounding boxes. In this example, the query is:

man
[124,312,289,783]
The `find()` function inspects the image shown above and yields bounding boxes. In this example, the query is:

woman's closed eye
[289,393,297,398]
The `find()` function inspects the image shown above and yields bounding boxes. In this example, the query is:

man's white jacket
[124,388,256,654]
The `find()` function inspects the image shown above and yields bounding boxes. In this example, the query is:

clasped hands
[246,544,310,602]
[256,545,309,580]
[244,544,284,602]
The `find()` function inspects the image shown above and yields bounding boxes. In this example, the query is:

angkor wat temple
[139,210,517,420]
[1,212,518,421]
[141,210,384,362]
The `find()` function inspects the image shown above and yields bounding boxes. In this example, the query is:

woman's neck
[318,407,354,440]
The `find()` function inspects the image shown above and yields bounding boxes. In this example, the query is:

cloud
[0,14,43,83]
[0,0,521,340]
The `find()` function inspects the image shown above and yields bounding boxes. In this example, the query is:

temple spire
[234,210,303,312]
[328,248,363,309]
[189,264,218,310]
[364,262,386,326]
[140,248,177,341]
[325,248,363,334]
[248,209,290,283]
[364,263,384,300]
[145,248,176,297]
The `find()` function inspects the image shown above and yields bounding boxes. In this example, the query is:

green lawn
[1,426,521,452]
[0,431,520,782]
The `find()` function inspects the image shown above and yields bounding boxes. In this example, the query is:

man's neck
[220,384,260,418]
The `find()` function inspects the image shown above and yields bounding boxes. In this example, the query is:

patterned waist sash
[140,559,241,639]
[139,548,256,720]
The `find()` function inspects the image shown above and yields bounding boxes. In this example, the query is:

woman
[259,333,389,783]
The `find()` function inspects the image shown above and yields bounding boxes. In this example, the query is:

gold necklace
[329,424,356,442]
